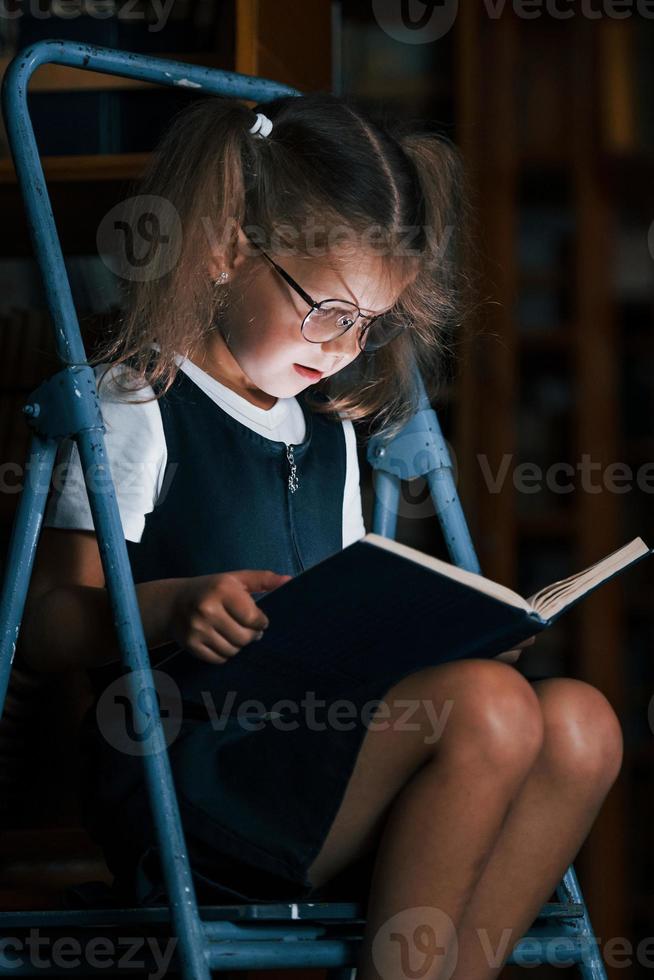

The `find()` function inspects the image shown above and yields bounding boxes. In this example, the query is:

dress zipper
[286,443,299,493]
[285,443,304,570]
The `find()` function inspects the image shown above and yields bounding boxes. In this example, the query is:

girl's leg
[445,676,623,980]
[305,658,546,980]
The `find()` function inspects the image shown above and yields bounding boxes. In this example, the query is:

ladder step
[0,899,585,930]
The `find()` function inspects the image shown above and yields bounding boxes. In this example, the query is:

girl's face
[203,227,412,406]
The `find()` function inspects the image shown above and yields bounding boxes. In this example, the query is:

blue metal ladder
[0,39,608,979]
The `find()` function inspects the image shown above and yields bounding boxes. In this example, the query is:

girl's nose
[318,325,361,358]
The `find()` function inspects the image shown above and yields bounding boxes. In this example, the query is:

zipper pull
[286,443,299,493]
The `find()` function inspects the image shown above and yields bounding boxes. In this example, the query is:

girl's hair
[89,91,474,441]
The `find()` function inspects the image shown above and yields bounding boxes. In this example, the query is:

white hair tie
[249,112,273,139]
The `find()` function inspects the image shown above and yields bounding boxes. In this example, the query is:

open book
[244,533,652,685]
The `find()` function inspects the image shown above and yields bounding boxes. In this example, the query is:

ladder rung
[0,898,586,931]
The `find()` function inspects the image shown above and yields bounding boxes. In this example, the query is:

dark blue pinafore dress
[77,364,386,907]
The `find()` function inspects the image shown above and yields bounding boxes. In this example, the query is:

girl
[21,93,623,980]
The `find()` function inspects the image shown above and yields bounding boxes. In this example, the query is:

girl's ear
[206,224,251,281]
[206,254,226,281]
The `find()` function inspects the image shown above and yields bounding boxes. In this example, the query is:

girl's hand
[169,570,292,664]
[494,635,536,665]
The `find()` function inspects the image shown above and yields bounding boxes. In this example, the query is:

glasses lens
[360,311,408,351]
[302,301,408,351]
[302,300,360,342]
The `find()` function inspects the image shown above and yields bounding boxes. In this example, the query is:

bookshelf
[450,9,654,975]
[602,19,654,953]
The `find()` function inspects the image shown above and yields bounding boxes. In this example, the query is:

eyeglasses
[243,233,408,352]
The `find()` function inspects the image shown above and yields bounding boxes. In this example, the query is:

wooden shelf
[0,48,238,186]
[0,152,150,183]
[0,44,248,185]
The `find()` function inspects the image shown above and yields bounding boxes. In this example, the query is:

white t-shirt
[43,354,367,548]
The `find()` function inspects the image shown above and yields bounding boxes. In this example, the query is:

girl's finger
[188,621,242,659]
[223,593,270,633]
[191,642,228,665]
[202,615,263,654]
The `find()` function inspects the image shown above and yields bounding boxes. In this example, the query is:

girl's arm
[17,527,186,674]
[19,366,288,673]
[17,527,288,674]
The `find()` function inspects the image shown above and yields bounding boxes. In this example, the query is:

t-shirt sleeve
[341,417,366,549]
[42,362,166,543]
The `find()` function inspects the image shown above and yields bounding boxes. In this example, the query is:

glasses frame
[243,232,404,353]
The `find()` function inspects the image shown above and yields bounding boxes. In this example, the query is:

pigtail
[396,133,475,415]
[90,98,256,402]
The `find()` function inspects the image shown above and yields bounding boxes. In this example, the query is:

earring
[213,271,230,285]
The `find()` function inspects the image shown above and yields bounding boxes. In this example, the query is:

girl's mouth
[293,364,323,380]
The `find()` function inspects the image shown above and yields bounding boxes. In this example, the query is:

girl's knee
[386,658,545,769]
[532,677,624,786]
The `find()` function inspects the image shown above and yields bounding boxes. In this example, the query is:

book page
[527,537,650,619]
